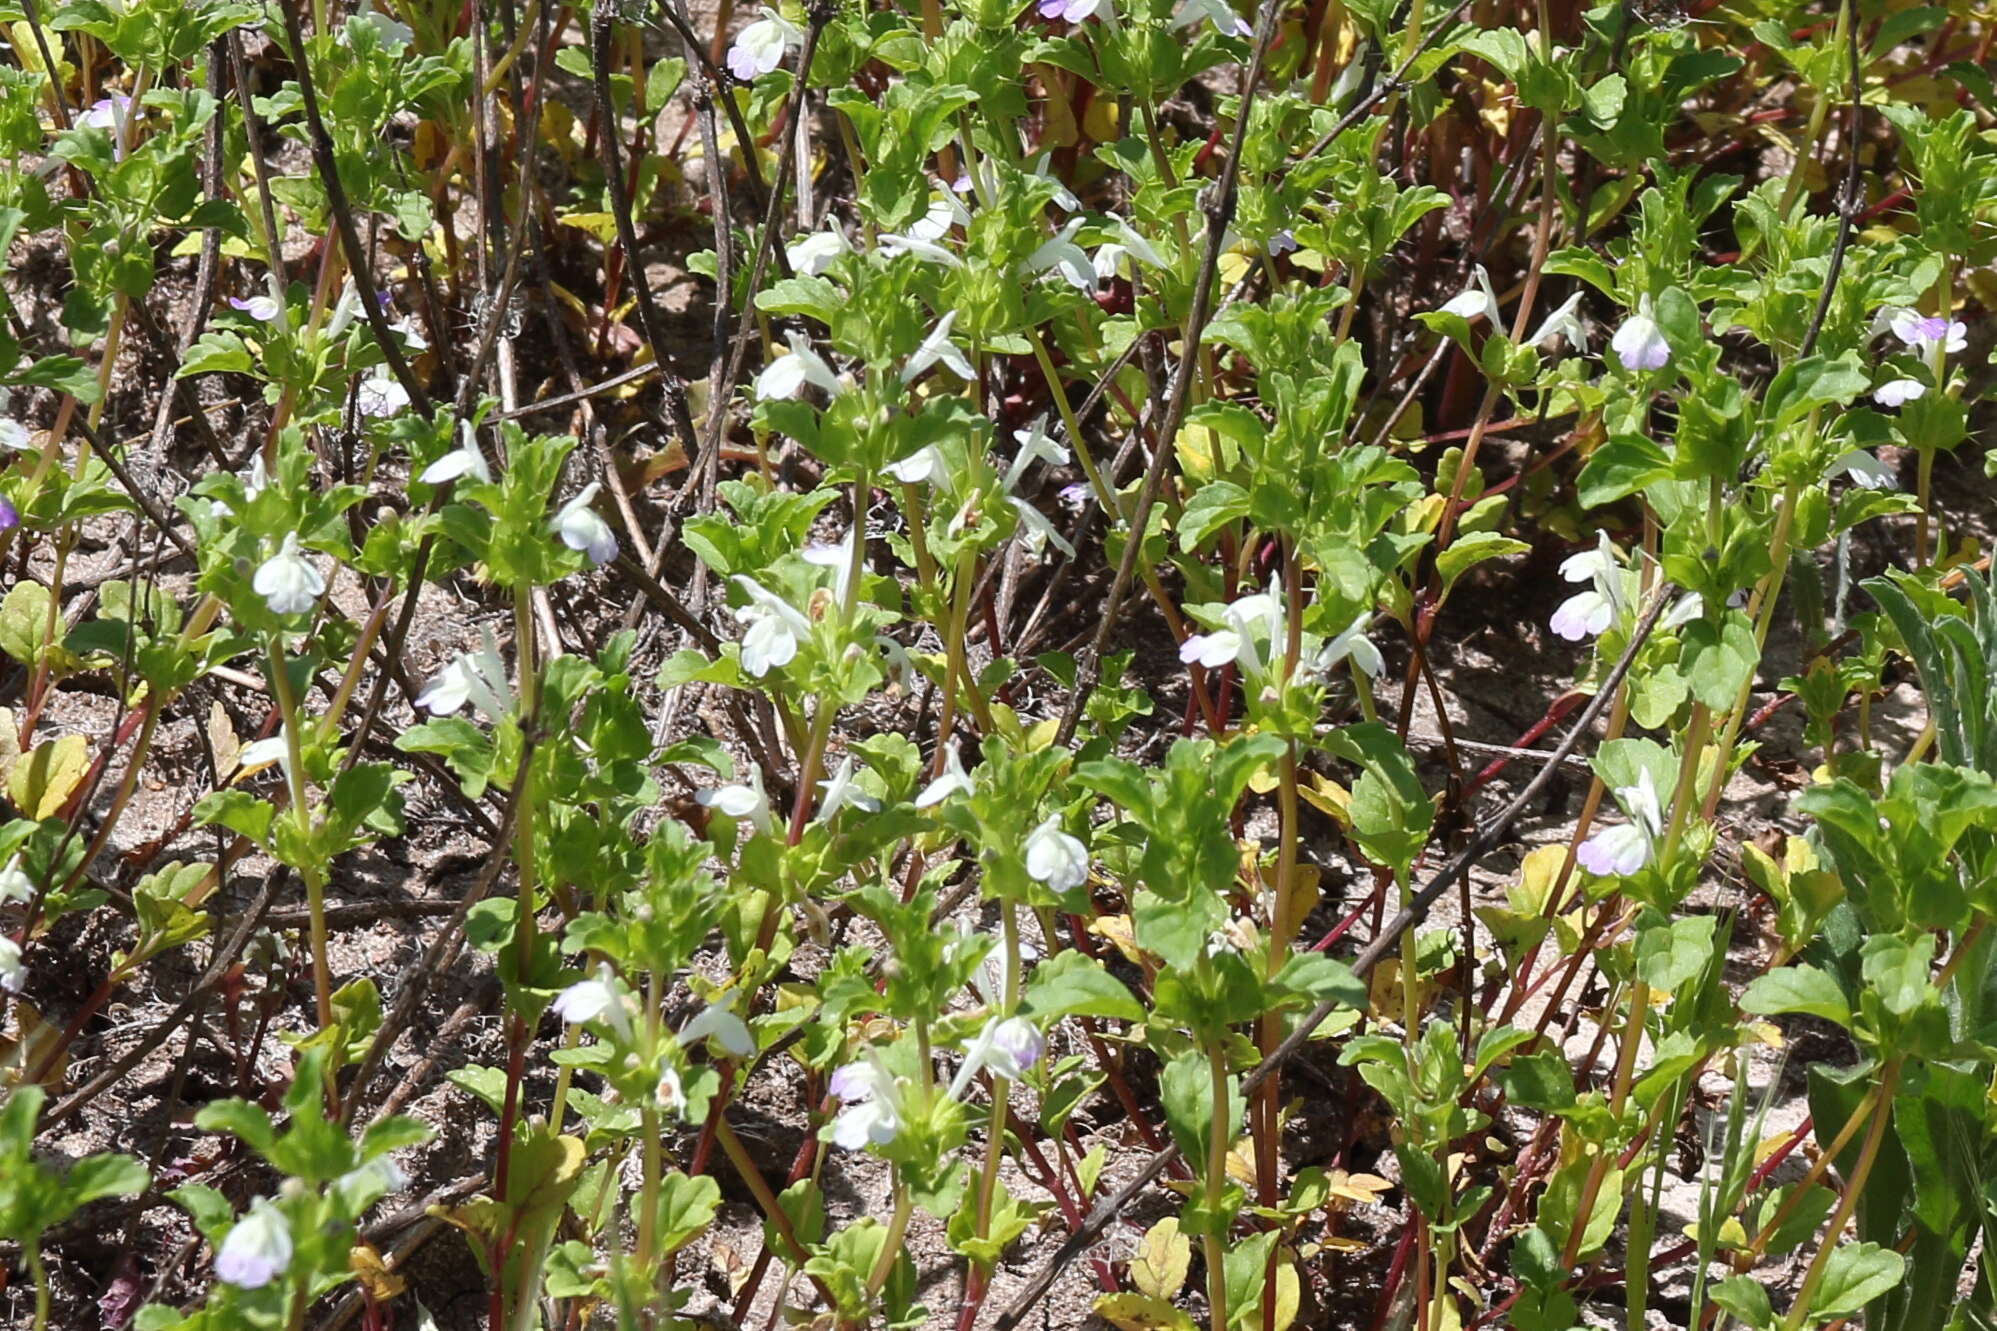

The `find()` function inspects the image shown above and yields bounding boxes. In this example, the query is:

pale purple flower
[828,1060,902,1149]
[1576,769,1663,877]
[1889,311,1966,357]
[1611,299,1670,371]
[1550,532,1623,642]
[1872,378,1926,408]
[1039,0,1106,20]
[0,496,16,533]
[948,1015,1046,1098]
[229,294,282,323]
[1266,230,1298,257]
[215,1200,293,1289]
[1179,584,1284,675]
[726,8,801,79]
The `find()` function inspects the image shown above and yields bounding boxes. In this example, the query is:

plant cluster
[0,0,1994,1325]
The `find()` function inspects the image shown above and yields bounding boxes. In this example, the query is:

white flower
[1026,219,1096,290]
[755,330,843,399]
[1004,418,1070,493]
[828,1060,903,1149]
[818,755,881,820]
[915,743,973,807]
[656,1065,684,1114]
[1092,218,1166,282]
[908,190,972,243]
[1872,378,1926,408]
[1319,612,1384,678]
[1661,592,1705,630]
[732,576,812,676]
[801,530,858,605]
[0,419,29,452]
[386,314,426,353]
[354,371,411,418]
[1171,0,1250,36]
[877,232,963,267]
[1026,153,1080,212]
[215,1200,293,1290]
[254,533,326,616]
[236,731,290,780]
[1832,450,1896,491]
[415,626,513,718]
[948,1015,1046,1098]
[551,966,634,1040]
[885,445,943,485]
[902,310,976,384]
[698,764,775,835]
[0,936,23,993]
[678,993,755,1057]
[1009,498,1076,558]
[550,482,617,565]
[878,634,917,692]
[1888,311,1967,357]
[1611,299,1671,372]
[1576,769,1665,877]
[228,294,282,323]
[1440,265,1501,327]
[1024,815,1088,892]
[0,857,32,905]
[726,8,801,79]
[419,426,492,485]
[1179,584,1284,675]
[786,226,850,276]
[1549,532,1623,642]
[1526,292,1588,354]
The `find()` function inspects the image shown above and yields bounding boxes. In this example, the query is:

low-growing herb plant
[0,0,1993,1325]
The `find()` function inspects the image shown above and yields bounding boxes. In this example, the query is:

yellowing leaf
[1324,1170,1393,1207]
[1093,1293,1195,1331]
[207,701,240,778]
[350,1243,406,1301]
[1128,1218,1190,1301]
[10,733,89,819]
[1089,914,1142,965]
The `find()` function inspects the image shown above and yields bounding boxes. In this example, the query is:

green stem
[267,637,332,1032]
[28,1245,48,1331]
[865,1186,913,1297]
[1203,1041,1231,1331]
[1780,1060,1900,1331]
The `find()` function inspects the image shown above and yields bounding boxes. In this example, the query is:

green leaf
[1437,532,1529,590]
[1020,950,1143,1023]
[1634,914,1715,992]
[1812,1242,1904,1320]
[1709,1275,1774,1329]
[1576,434,1672,506]
[1679,612,1759,711]
[1740,965,1850,1027]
